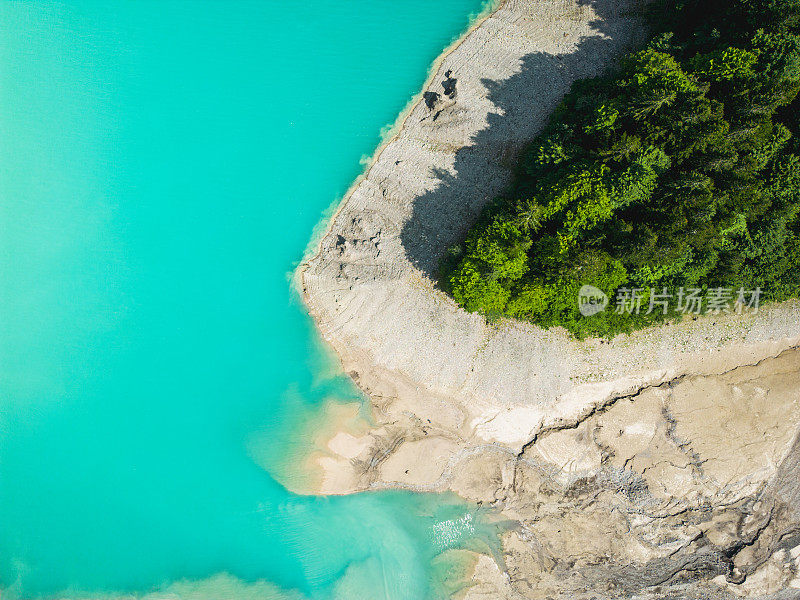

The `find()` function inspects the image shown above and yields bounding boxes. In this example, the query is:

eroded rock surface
[460,349,800,599]
[328,349,800,598]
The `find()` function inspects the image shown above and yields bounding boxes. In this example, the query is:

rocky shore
[299,0,800,597]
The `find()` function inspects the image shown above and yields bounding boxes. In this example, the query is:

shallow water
[0,2,498,599]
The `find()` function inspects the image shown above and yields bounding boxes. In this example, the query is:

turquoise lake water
[0,2,500,599]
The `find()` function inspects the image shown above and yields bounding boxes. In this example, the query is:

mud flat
[299,0,800,597]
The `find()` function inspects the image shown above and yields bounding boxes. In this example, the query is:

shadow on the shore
[399,0,647,279]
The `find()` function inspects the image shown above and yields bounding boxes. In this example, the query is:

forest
[444,0,800,337]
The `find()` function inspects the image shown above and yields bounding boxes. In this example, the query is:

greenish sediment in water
[50,574,307,600]
[0,1,501,599]
[54,550,488,600]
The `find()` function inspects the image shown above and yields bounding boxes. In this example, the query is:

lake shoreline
[298,0,800,597]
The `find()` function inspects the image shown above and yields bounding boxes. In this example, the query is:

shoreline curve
[297,0,800,597]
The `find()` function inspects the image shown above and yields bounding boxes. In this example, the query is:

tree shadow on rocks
[399,0,648,282]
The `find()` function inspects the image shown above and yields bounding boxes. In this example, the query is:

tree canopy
[444,0,800,337]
